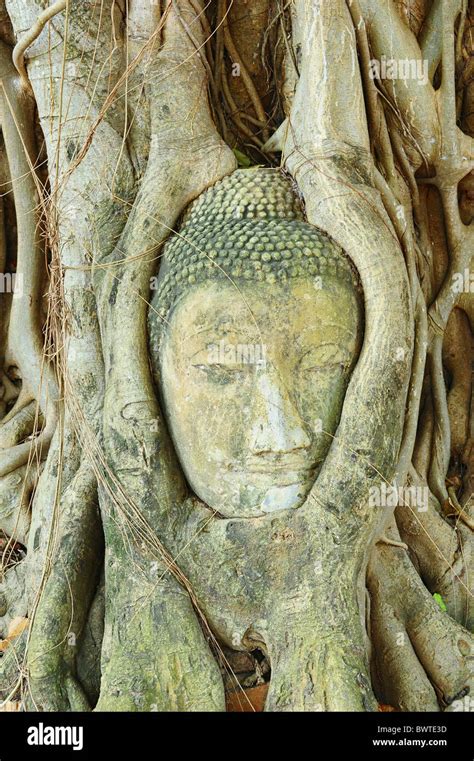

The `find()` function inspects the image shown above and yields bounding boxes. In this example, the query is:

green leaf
[433,592,447,612]
[233,148,252,168]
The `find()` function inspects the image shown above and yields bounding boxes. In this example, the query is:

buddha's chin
[260,482,308,513]
[197,476,315,518]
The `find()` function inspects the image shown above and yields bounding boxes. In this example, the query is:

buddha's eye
[298,345,350,376]
[300,362,346,376]
[192,363,247,384]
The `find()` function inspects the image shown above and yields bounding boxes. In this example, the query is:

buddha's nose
[248,368,311,456]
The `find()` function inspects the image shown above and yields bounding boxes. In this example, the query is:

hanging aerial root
[0,45,57,395]
[12,0,68,92]
[0,41,58,486]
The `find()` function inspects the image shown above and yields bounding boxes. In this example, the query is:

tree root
[0,40,58,471]
[96,549,225,711]
[0,628,27,705]
[0,558,27,642]
[25,464,101,712]
[377,535,408,550]
[396,472,473,630]
[76,572,104,708]
[0,427,53,480]
[0,464,38,545]
[0,402,40,449]
[368,541,473,710]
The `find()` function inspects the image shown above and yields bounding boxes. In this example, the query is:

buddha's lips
[242,464,314,474]
[226,460,319,485]
[230,455,319,472]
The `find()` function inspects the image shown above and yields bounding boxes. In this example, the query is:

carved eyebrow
[181,324,255,343]
[298,322,358,338]
[188,345,216,361]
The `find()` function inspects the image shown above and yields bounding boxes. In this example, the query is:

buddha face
[159,276,363,517]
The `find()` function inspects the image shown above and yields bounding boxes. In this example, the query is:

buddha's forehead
[164,276,362,347]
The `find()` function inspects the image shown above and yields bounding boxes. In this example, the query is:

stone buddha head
[149,169,363,518]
